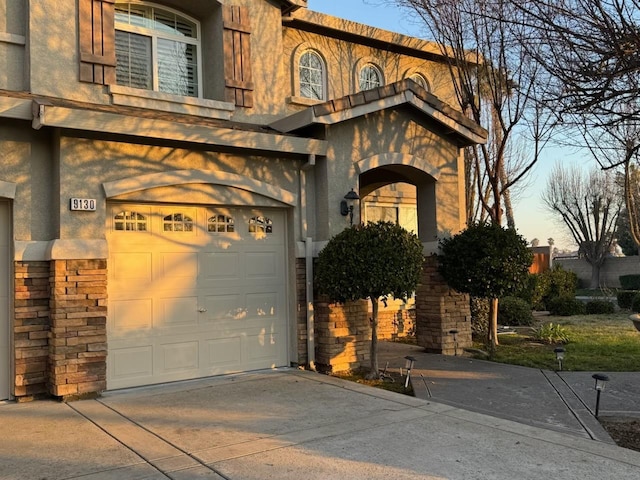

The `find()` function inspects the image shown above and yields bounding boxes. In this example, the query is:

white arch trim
[103,169,297,206]
[0,180,17,199]
[355,153,441,180]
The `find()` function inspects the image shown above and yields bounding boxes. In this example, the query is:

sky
[306,0,581,249]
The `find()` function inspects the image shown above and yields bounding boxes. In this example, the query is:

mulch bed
[599,417,640,452]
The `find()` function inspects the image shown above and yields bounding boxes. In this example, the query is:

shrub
[632,293,640,313]
[547,296,586,316]
[532,323,570,344]
[620,274,640,290]
[617,290,639,310]
[527,266,578,311]
[498,296,534,326]
[470,296,490,337]
[585,299,615,314]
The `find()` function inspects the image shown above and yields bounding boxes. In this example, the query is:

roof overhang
[0,93,327,156]
[270,80,488,147]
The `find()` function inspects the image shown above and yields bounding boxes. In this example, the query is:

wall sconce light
[592,373,610,418]
[404,355,416,388]
[340,188,360,225]
[554,347,565,371]
[449,329,459,356]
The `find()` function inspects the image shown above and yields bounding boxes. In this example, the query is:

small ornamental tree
[438,222,533,349]
[315,222,424,379]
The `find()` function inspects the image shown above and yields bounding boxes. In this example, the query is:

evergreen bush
[498,296,534,326]
[632,293,640,313]
[547,296,586,316]
[620,274,640,290]
[617,290,638,310]
[585,299,615,314]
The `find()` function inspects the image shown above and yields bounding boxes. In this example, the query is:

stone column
[415,256,471,354]
[48,259,107,398]
[13,261,50,398]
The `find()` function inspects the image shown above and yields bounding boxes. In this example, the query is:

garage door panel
[158,341,199,373]
[204,337,242,367]
[202,293,244,321]
[158,296,199,329]
[201,252,241,279]
[111,298,153,335]
[110,345,154,380]
[111,252,153,285]
[160,252,199,280]
[107,204,288,390]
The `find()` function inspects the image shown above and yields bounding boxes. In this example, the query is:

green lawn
[479,313,640,371]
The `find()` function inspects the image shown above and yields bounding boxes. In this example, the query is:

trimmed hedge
[632,293,640,313]
[617,290,638,310]
[620,274,640,290]
[585,299,615,314]
[547,296,586,316]
[498,296,534,326]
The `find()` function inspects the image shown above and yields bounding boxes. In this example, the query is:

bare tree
[394,0,554,226]
[543,164,623,288]
[512,0,640,248]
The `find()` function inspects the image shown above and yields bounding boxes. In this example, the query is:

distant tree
[394,0,554,227]
[543,164,623,288]
[615,209,639,256]
[438,222,532,349]
[510,0,640,253]
[315,222,424,379]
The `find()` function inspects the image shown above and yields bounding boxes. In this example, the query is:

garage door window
[163,213,194,232]
[208,214,235,233]
[114,211,148,231]
[249,216,273,234]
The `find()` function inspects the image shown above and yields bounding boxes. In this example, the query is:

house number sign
[69,198,97,211]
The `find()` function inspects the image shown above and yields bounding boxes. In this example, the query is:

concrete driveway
[2,368,640,480]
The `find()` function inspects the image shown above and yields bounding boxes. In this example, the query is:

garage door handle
[198,307,207,313]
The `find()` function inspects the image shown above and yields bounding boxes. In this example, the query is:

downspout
[301,154,316,370]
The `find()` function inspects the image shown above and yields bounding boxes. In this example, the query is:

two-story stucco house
[0,0,486,400]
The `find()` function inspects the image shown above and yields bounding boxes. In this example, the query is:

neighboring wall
[555,257,640,288]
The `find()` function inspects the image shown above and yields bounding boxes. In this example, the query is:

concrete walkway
[1,344,640,479]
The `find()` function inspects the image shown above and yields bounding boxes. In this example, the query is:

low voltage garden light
[554,347,565,371]
[592,373,610,418]
[404,356,416,388]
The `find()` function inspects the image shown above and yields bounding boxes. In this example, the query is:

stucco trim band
[355,153,441,180]
[31,102,328,156]
[15,239,108,261]
[103,169,298,206]
[0,180,17,199]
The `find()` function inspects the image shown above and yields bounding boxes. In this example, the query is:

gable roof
[269,79,488,146]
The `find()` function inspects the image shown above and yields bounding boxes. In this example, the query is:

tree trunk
[589,263,601,289]
[487,297,500,349]
[367,297,380,379]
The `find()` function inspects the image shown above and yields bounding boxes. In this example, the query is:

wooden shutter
[223,6,253,107]
[79,0,116,84]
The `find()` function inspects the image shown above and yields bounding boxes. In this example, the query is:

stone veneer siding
[295,258,308,366]
[314,297,370,373]
[415,255,471,354]
[48,259,108,398]
[14,261,50,398]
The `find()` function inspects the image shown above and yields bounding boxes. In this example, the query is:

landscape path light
[449,329,459,356]
[554,347,565,371]
[404,356,416,388]
[592,373,610,418]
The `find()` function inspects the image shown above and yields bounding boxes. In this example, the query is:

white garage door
[107,203,289,390]
[0,201,10,400]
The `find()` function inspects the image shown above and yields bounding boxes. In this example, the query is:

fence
[554,256,640,288]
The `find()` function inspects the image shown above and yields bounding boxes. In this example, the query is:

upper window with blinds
[114,2,202,97]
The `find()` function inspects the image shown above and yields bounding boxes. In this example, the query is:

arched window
[114,211,147,231]
[359,64,383,91]
[114,2,201,97]
[163,212,194,232]
[409,73,429,92]
[299,50,326,100]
